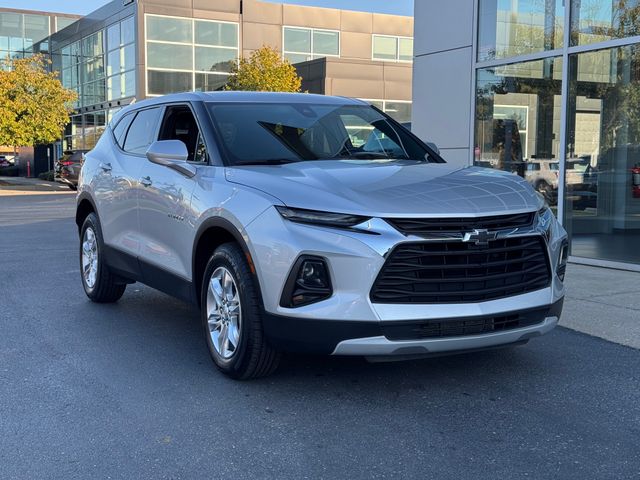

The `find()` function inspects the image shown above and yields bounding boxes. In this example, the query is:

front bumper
[263,298,563,356]
[246,206,568,357]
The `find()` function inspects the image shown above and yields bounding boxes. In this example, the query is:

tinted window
[112,112,134,148]
[123,108,162,154]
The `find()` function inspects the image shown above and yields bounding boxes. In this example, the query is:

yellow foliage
[224,46,302,93]
[0,54,77,147]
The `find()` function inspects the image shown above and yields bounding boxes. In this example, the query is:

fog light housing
[280,256,332,308]
[557,241,569,281]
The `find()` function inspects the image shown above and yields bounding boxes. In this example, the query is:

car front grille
[380,308,548,340]
[386,212,535,237]
[370,236,551,304]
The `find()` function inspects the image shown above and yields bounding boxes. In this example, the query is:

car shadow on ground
[88,284,557,391]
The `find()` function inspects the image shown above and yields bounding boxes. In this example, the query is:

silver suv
[76,92,568,379]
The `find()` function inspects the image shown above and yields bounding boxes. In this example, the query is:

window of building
[474,57,563,205]
[563,44,640,264]
[570,0,640,47]
[362,99,412,124]
[123,108,162,154]
[0,11,51,61]
[477,0,564,62]
[372,35,413,62]
[283,26,339,63]
[145,14,239,96]
[55,16,76,32]
[105,16,136,102]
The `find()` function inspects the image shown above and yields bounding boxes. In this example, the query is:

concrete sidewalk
[561,264,640,349]
[0,176,74,195]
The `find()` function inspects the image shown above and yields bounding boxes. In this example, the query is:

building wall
[412,0,475,167]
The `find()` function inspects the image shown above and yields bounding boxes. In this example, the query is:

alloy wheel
[206,267,242,359]
[81,227,98,289]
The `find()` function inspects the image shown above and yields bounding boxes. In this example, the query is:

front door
[137,104,207,295]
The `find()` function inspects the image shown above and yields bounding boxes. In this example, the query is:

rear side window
[123,107,162,154]
[112,112,134,148]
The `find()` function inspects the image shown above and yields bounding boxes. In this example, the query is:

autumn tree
[224,46,302,92]
[0,54,77,148]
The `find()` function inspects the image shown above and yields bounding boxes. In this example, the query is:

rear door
[95,107,162,263]
[136,103,206,291]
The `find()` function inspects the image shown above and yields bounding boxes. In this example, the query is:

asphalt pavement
[1,194,639,479]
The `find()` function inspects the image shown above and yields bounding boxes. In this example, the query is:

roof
[110,92,367,125]
[133,91,365,108]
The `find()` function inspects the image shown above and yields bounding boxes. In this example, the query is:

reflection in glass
[195,73,228,91]
[56,17,76,32]
[146,16,191,43]
[195,20,237,47]
[475,57,563,207]
[107,22,120,51]
[571,0,640,46]
[147,42,192,70]
[121,16,135,45]
[565,45,640,264]
[195,46,236,72]
[478,0,564,62]
[148,70,192,95]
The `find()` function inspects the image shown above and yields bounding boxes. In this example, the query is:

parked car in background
[55,150,87,190]
[524,160,559,204]
[0,155,11,168]
[76,92,567,379]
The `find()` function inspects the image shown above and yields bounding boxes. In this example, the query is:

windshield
[206,102,438,166]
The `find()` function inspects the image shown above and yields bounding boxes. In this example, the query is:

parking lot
[1,193,639,479]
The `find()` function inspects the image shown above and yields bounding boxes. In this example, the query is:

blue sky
[0,0,413,16]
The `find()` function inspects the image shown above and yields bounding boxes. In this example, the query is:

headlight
[276,206,371,229]
[537,206,553,240]
[557,240,569,281]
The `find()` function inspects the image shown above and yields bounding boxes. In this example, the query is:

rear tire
[201,242,281,379]
[80,213,126,303]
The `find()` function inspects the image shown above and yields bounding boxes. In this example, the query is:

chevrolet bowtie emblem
[463,228,498,246]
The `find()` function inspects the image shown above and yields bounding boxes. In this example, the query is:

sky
[0,0,413,16]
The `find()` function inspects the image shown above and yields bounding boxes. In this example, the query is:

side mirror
[426,142,440,156]
[146,140,196,178]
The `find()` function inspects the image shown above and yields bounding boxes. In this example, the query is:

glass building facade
[0,9,79,63]
[144,14,240,96]
[474,0,640,268]
[52,15,136,151]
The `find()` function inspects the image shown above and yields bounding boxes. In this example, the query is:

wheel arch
[76,193,97,233]
[192,217,260,308]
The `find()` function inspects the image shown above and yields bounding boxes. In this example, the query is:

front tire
[80,213,126,303]
[201,243,280,379]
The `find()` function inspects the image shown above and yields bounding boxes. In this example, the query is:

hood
[225,160,543,217]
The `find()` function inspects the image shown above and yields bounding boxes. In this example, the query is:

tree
[0,54,77,148]
[224,46,302,92]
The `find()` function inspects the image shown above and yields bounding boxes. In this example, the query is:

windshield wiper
[234,159,299,166]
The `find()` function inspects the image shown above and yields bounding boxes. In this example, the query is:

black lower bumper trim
[262,298,564,355]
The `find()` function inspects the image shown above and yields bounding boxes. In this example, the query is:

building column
[411,0,475,167]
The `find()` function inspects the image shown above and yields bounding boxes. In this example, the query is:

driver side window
[158,105,207,163]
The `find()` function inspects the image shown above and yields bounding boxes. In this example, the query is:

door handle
[140,176,152,187]
[99,162,112,172]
